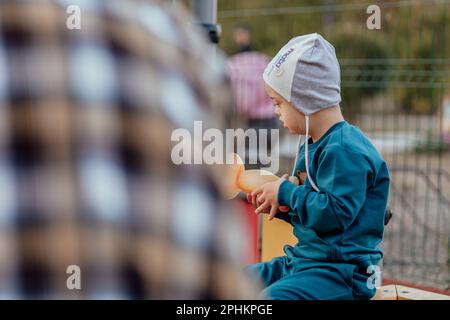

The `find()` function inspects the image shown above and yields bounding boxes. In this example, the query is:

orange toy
[221,153,299,213]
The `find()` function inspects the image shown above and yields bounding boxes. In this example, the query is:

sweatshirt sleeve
[277,146,371,233]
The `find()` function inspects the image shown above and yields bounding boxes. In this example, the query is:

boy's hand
[251,174,289,220]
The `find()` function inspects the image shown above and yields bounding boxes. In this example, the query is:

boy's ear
[286,101,303,115]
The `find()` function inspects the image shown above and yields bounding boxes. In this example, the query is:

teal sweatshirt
[277,120,390,268]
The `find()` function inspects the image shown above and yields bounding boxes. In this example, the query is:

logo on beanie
[274,68,284,77]
[275,47,294,69]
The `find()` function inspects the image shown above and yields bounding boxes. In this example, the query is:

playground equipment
[220,153,299,261]
[221,153,299,213]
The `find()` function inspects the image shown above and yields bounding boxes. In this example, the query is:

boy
[246,33,390,300]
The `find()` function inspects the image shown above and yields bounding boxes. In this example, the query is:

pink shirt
[227,52,274,119]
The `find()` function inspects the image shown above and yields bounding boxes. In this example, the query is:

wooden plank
[261,215,297,262]
[372,285,398,300]
[383,278,450,296]
[396,285,450,300]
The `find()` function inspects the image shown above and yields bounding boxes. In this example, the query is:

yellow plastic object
[220,153,299,263]
[238,169,279,194]
[220,153,245,200]
[221,153,299,212]
[220,153,280,199]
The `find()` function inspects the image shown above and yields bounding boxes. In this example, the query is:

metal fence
[219,0,450,290]
[349,59,450,290]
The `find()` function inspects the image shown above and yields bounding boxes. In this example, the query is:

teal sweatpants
[246,256,375,300]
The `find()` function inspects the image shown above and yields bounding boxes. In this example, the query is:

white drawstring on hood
[291,117,320,192]
[304,115,320,192]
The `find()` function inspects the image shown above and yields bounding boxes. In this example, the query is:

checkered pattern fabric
[0,0,260,299]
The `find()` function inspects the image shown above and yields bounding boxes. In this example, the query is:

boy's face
[265,83,306,134]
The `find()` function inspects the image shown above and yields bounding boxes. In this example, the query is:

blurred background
[0,0,448,298]
[209,0,450,291]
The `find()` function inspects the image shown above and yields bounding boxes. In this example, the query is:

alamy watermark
[366,4,381,30]
[366,265,382,290]
[66,265,81,290]
[171,121,280,174]
[66,5,81,30]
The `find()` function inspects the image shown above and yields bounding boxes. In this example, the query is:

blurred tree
[217,0,450,117]
[394,11,449,115]
[330,30,389,120]
[218,0,322,56]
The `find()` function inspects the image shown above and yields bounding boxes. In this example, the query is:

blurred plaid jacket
[0,0,260,299]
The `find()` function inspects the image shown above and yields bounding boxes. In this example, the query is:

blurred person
[227,24,279,166]
[246,33,390,300]
[0,0,260,299]
[232,24,253,54]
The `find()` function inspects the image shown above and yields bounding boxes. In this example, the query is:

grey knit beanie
[263,33,341,116]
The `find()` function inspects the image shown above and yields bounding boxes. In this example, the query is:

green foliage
[218,0,329,56]
[216,0,450,117]
[394,11,449,114]
[330,30,390,117]
[414,140,449,154]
